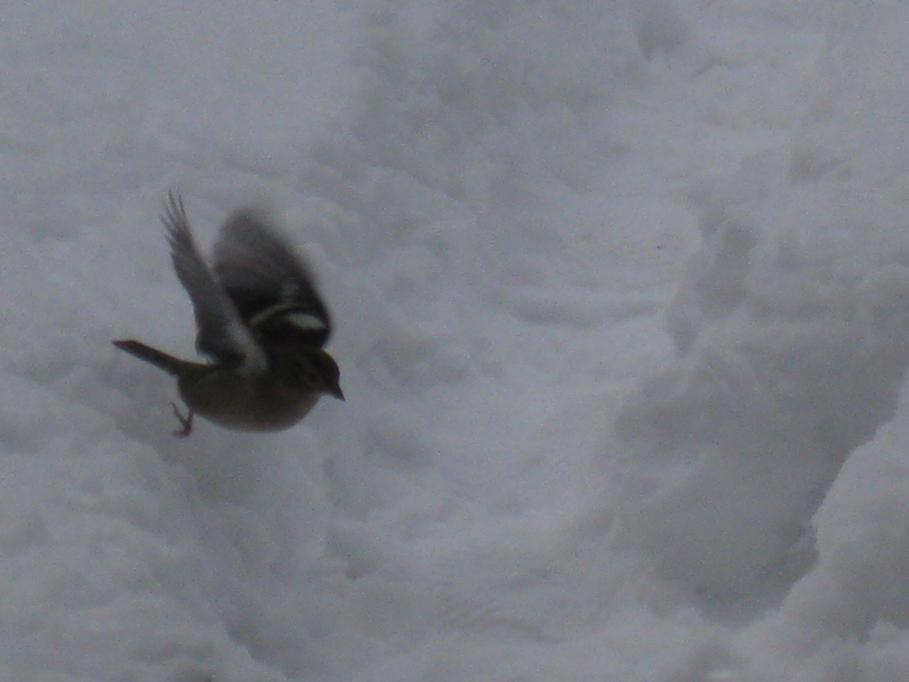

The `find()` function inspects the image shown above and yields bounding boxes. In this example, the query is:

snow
[3,1,909,680]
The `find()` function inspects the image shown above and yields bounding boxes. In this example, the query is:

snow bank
[4,0,909,681]
[614,3,909,607]
[730,6,909,680]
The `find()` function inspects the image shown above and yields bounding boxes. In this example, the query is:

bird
[114,192,343,436]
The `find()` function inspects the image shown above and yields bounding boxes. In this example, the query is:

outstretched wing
[162,192,266,371]
[212,208,332,349]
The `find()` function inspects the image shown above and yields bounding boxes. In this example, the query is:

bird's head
[278,347,344,400]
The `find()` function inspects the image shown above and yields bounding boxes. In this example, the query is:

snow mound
[5,1,909,681]
[614,2,909,602]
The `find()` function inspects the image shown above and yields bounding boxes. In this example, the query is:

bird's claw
[170,402,194,437]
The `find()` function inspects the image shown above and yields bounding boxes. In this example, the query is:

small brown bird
[114,193,343,436]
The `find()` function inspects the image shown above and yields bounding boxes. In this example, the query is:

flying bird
[114,193,343,436]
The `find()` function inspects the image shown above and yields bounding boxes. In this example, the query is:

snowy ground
[3,1,909,680]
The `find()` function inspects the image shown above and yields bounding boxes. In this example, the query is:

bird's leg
[170,402,194,437]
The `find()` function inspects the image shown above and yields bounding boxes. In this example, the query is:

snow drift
[2,1,909,681]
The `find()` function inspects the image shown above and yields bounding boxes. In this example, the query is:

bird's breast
[179,372,320,432]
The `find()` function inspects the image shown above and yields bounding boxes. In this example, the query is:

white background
[2,2,909,680]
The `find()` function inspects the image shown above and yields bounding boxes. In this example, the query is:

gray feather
[161,193,265,370]
[213,208,332,346]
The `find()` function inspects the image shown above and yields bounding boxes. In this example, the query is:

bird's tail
[113,339,195,376]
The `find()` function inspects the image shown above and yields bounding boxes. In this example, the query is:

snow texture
[2,1,909,680]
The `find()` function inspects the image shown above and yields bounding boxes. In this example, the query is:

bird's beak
[329,384,345,401]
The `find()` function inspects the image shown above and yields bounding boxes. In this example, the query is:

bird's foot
[170,402,194,437]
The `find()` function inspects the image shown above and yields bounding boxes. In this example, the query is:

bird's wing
[162,193,266,371]
[212,208,332,348]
